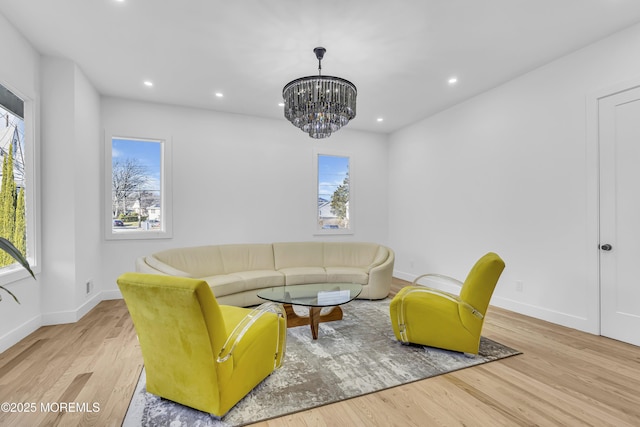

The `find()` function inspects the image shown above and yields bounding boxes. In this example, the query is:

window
[105,135,172,240]
[0,83,36,279]
[315,152,351,234]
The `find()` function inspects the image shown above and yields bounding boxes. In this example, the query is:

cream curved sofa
[135,241,395,307]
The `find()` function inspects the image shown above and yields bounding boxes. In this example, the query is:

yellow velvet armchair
[389,252,505,354]
[117,273,287,417]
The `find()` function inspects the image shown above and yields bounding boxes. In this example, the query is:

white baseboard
[1,290,125,353]
[0,314,42,354]
[101,288,122,300]
[393,270,415,283]
[42,292,103,325]
[490,296,597,334]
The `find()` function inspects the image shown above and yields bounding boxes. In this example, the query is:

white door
[599,86,640,346]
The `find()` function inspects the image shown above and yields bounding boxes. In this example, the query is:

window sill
[105,229,172,241]
[313,228,354,236]
[0,263,38,286]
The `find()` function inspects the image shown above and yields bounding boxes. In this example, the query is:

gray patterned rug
[123,298,520,426]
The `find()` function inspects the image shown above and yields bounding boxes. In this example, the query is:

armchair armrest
[395,284,483,344]
[409,274,484,319]
[216,302,287,369]
[412,273,463,288]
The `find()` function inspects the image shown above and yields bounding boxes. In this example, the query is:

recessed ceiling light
[143,81,153,87]
[448,77,458,85]
[278,102,285,107]
[215,92,224,98]
[376,118,384,122]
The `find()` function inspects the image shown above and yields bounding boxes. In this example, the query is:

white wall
[40,57,102,324]
[40,58,76,317]
[388,22,640,334]
[73,63,102,312]
[100,98,389,294]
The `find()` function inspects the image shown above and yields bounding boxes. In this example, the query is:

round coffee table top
[257,283,363,307]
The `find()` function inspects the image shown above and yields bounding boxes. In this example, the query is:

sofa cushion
[218,244,275,273]
[324,266,369,284]
[278,267,326,285]
[204,274,245,298]
[273,242,323,269]
[233,270,284,291]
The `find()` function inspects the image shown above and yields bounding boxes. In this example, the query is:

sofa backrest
[323,242,387,268]
[273,242,324,270]
[149,244,277,277]
[150,245,225,277]
[273,242,387,270]
[149,242,389,276]
[218,244,276,273]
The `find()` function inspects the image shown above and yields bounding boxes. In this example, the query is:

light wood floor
[1,278,639,426]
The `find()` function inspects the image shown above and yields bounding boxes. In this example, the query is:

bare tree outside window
[112,158,149,219]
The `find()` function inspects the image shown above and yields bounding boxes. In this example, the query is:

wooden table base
[283,304,343,339]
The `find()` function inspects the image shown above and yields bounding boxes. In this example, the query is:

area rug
[123,299,520,427]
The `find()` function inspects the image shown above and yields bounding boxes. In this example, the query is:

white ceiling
[2,0,640,134]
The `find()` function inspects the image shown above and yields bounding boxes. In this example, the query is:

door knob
[600,244,612,251]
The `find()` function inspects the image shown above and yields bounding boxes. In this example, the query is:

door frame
[586,77,640,336]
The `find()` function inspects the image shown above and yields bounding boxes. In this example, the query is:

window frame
[104,132,173,240]
[313,149,353,236]
[0,83,40,284]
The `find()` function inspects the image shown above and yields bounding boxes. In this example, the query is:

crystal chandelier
[283,47,357,139]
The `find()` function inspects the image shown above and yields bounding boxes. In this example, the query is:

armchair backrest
[459,252,505,316]
[117,273,228,411]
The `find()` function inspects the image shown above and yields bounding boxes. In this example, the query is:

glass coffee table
[257,283,363,340]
